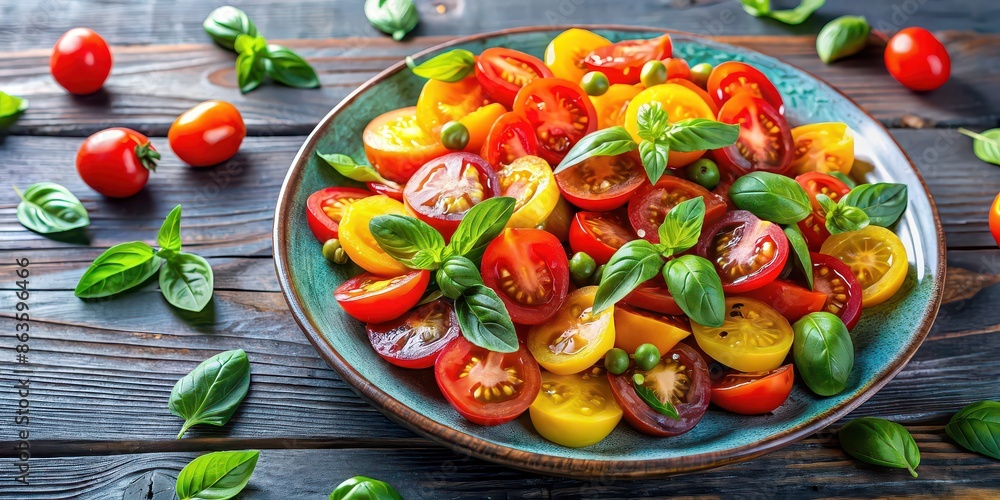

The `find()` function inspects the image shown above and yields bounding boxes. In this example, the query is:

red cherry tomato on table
[555,151,646,212]
[583,35,672,85]
[715,93,794,175]
[334,270,430,324]
[885,27,951,92]
[366,299,460,369]
[628,177,728,243]
[696,210,789,294]
[168,100,246,167]
[402,152,499,240]
[480,112,539,168]
[475,47,553,108]
[568,210,637,265]
[512,78,597,165]
[810,252,864,330]
[707,61,784,112]
[50,28,112,95]
[304,187,371,243]
[76,127,158,198]
[711,364,794,415]
[481,228,570,325]
[990,193,1000,247]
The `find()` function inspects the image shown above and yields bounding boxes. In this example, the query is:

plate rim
[272,25,947,479]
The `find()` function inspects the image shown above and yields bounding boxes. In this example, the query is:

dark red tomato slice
[475,47,554,108]
[740,279,828,323]
[555,150,645,212]
[607,342,710,437]
[798,212,831,250]
[711,364,793,415]
[811,252,863,329]
[367,299,460,369]
[796,172,851,212]
[366,181,404,201]
[584,35,672,85]
[568,210,636,265]
[715,93,794,175]
[481,228,570,325]
[403,152,499,240]
[707,61,784,112]
[334,271,430,324]
[480,112,539,168]
[512,78,597,165]
[627,177,728,243]
[305,187,372,243]
[696,210,789,293]
[622,275,684,316]
[435,336,541,426]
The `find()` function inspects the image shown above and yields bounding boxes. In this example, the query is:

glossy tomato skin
[811,252,864,329]
[366,299,460,369]
[335,270,430,324]
[555,150,645,212]
[741,279,828,323]
[569,210,637,265]
[696,210,788,293]
[711,364,794,415]
[305,187,371,243]
[622,275,685,316]
[366,181,404,201]
[363,106,449,184]
[666,78,719,115]
[544,28,611,83]
[50,28,112,95]
[583,35,672,85]
[707,61,784,112]
[76,127,156,198]
[480,112,539,168]
[475,47,553,108]
[481,228,569,325]
[168,101,246,167]
[403,152,499,240]
[715,93,793,175]
[990,193,1000,247]
[628,177,728,243]
[885,27,950,91]
[512,78,598,165]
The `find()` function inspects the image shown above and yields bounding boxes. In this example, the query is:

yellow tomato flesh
[820,225,908,306]
[527,286,615,375]
[624,83,717,167]
[790,122,855,175]
[459,102,507,153]
[339,195,409,277]
[590,83,641,129]
[498,155,560,229]
[544,28,611,83]
[416,75,493,134]
[613,306,691,354]
[691,297,793,373]
[529,367,623,448]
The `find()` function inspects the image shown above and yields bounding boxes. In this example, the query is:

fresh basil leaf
[841,183,908,227]
[593,239,663,313]
[75,242,163,298]
[14,182,89,234]
[657,197,705,257]
[454,285,518,353]
[636,102,669,142]
[160,252,214,312]
[175,450,259,500]
[741,0,826,25]
[365,0,419,41]
[784,224,813,290]
[553,126,638,173]
[169,349,251,439]
[406,49,475,82]
[445,197,516,262]
[829,171,857,189]
[235,34,267,94]
[793,312,854,396]
[330,476,403,500]
[157,205,183,256]
[369,214,445,270]
[739,0,770,16]
[437,255,483,299]
[663,255,725,327]
[632,373,679,419]
[317,152,394,186]
[945,400,1000,460]
[265,45,320,89]
[0,91,28,128]
[958,128,1000,166]
[202,6,259,50]
[839,417,920,478]
[638,139,670,184]
[825,202,870,235]
[729,171,812,224]
[817,16,870,64]
[663,118,740,153]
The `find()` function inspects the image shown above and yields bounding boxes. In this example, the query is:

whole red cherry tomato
[76,128,158,198]
[50,28,113,95]
[885,27,950,91]
[168,101,246,167]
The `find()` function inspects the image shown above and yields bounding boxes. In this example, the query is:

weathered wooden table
[2,1,999,498]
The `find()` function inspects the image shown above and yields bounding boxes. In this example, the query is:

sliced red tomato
[475,47,553,108]
[480,112,539,168]
[622,275,684,316]
[696,210,788,293]
[628,177,727,243]
[366,181,404,201]
[798,212,832,251]
[366,299,459,369]
[811,252,863,329]
[707,61,784,112]
[711,364,794,415]
[512,78,597,165]
[555,150,645,212]
[305,187,371,243]
[363,106,448,184]
[568,210,636,265]
[584,35,672,85]
[334,270,430,324]
[715,93,793,175]
[795,172,852,250]
[403,152,499,240]
[740,279,828,323]
[481,228,570,325]
[435,336,541,426]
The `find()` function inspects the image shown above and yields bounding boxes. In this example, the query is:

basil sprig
[792,312,854,396]
[739,0,825,25]
[406,49,476,83]
[554,126,637,173]
[729,171,812,224]
[331,476,403,500]
[946,400,1000,460]
[74,242,163,298]
[14,182,89,234]
[592,240,664,314]
[663,255,725,328]
[437,255,483,299]
[176,450,259,500]
[169,349,251,439]
[840,183,908,227]
[783,224,813,290]
[235,34,268,94]
[203,6,258,49]
[817,193,870,235]
[366,0,420,42]
[0,90,28,129]
[817,16,870,64]
[266,45,321,89]
[369,214,445,269]
[958,128,1000,166]
[633,373,679,420]
[839,417,920,478]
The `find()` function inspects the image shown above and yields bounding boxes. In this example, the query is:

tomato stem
[134,142,161,172]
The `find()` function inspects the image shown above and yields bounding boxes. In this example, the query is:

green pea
[569,251,597,286]
[633,343,661,371]
[322,239,349,264]
[640,60,667,88]
[685,158,721,190]
[604,348,630,375]
[440,121,470,150]
[581,71,610,96]
[690,62,713,88]
[590,264,606,286]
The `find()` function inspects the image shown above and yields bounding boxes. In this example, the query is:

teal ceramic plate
[273,26,946,478]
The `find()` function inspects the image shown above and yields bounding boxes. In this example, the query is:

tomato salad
[309,30,912,448]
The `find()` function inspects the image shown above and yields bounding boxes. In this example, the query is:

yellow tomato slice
[790,122,855,175]
[458,102,506,153]
[613,305,691,354]
[544,28,611,83]
[497,155,560,229]
[529,368,622,448]
[415,75,493,134]
[338,195,409,277]
[624,83,717,167]
[589,83,641,129]
[527,286,615,375]
[820,225,908,306]
[691,297,794,373]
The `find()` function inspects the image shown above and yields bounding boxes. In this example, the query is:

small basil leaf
[445,197,516,262]
[437,255,483,299]
[169,349,251,439]
[663,254,725,328]
[0,90,28,129]
[75,242,163,298]
[317,152,394,185]
[792,312,854,396]
[663,118,740,153]
[330,476,403,500]
[202,6,258,50]
[14,182,89,234]
[265,45,320,89]
[632,373,680,419]
[593,239,663,313]
[553,126,637,173]
[958,128,1000,166]
[825,202,870,235]
[657,197,705,257]
[365,0,419,41]
[841,183,908,227]
[157,205,183,254]
[784,224,814,290]
[406,49,475,83]
[945,400,1000,460]
[160,252,214,312]
[839,417,920,478]
[729,171,812,224]
[741,0,826,25]
[235,34,267,94]
[636,102,669,142]
[828,171,857,189]
[369,214,445,270]
[175,450,259,500]
[454,285,518,353]
[817,16,870,64]
[639,139,670,184]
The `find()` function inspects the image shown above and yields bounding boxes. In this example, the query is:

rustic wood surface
[1,1,999,498]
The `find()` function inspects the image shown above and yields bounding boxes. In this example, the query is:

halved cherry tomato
[711,364,794,415]
[666,78,719,115]
[990,193,1000,248]
[435,336,541,426]
[480,112,539,168]
[335,270,429,323]
[403,152,499,239]
[366,299,459,369]
[544,28,611,83]
[613,304,691,354]
[481,228,570,325]
[589,83,641,129]
[790,123,855,175]
[798,212,832,251]
[569,210,637,265]
[512,78,598,165]
[821,225,909,307]
[628,177,727,243]
[811,252,864,329]
[715,93,793,174]
[497,155,559,229]
[663,58,690,81]
[741,279,828,323]
[696,210,788,293]
[339,195,410,276]
[415,75,493,134]
[691,297,794,372]
[625,83,717,167]
[527,286,615,375]
[584,35,672,85]
[475,47,553,107]
[458,102,507,154]
[707,61,784,112]
[607,343,710,437]
[555,150,645,212]
[363,106,448,183]
[529,368,623,448]
[50,28,112,95]
[305,187,371,243]
[885,27,951,92]
[366,181,404,201]
[622,275,684,316]
[168,100,246,167]
[541,196,575,242]
[797,172,852,212]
